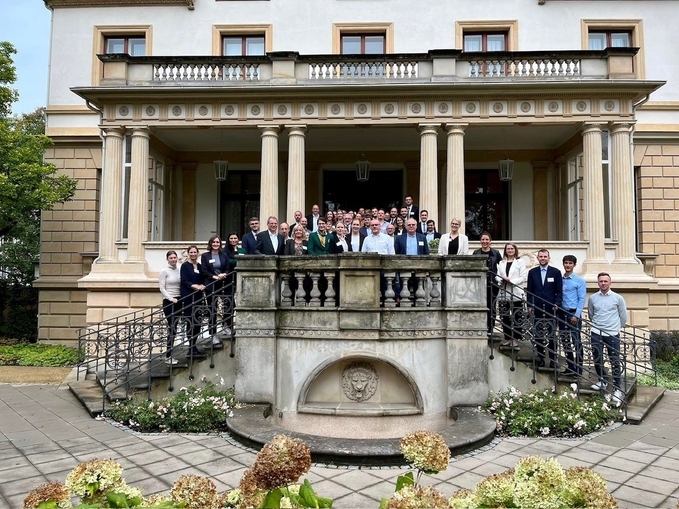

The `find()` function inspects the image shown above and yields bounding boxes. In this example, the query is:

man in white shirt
[361,220,395,254]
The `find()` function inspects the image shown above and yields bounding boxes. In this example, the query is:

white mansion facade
[38,0,679,343]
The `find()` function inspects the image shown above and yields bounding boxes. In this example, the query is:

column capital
[285,124,307,135]
[608,122,635,134]
[259,125,281,136]
[102,126,126,139]
[130,126,151,139]
[581,122,605,135]
[418,123,440,135]
[444,123,468,134]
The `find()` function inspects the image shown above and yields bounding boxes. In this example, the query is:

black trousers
[162,298,182,356]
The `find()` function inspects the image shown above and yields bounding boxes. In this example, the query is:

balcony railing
[97,48,639,87]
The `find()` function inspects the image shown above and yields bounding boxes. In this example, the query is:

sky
[0,0,52,115]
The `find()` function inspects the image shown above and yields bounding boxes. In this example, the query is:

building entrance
[322,169,403,212]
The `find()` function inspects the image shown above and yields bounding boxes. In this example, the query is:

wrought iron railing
[484,273,656,413]
[77,279,235,410]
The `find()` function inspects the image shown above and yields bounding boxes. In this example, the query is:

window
[588,31,631,50]
[222,35,265,56]
[121,135,132,240]
[105,36,146,56]
[601,130,612,240]
[341,34,385,54]
[463,33,506,52]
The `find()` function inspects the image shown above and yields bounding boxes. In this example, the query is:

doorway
[323,169,403,212]
[220,171,261,238]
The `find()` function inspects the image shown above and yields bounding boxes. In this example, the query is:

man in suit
[527,249,563,368]
[425,220,442,242]
[418,210,429,234]
[405,195,418,219]
[242,217,260,254]
[347,219,366,252]
[395,219,430,255]
[389,207,399,225]
[255,216,285,255]
[290,210,303,229]
[307,218,332,255]
[306,204,321,233]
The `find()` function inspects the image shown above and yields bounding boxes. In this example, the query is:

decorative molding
[46,0,194,7]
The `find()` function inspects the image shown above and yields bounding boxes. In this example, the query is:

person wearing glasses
[438,218,469,255]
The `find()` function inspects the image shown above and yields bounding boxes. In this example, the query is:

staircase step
[68,380,105,416]
[624,385,665,424]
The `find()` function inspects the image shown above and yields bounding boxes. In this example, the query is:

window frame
[222,34,266,56]
[455,20,518,51]
[104,36,146,56]
[212,24,273,55]
[332,22,394,54]
[340,33,386,55]
[93,25,152,85]
[462,32,508,53]
[581,19,644,78]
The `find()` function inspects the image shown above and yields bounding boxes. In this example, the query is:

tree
[0,41,77,284]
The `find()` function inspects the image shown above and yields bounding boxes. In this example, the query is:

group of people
[158,235,240,365]
[482,242,628,406]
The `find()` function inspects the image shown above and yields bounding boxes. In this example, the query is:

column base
[581,258,655,285]
[79,261,152,287]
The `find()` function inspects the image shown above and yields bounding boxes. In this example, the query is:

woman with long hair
[200,235,229,346]
[495,243,527,347]
[180,245,206,358]
[437,217,469,255]
[159,250,181,365]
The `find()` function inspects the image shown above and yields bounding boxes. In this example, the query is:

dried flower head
[171,474,219,509]
[399,431,450,474]
[65,458,125,503]
[245,435,311,491]
[384,485,448,509]
[513,456,567,509]
[563,467,618,509]
[237,470,266,509]
[474,469,515,507]
[142,493,173,506]
[448,488,476,509]
[23,481,72,509]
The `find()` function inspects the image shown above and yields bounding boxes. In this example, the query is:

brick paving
[1,384,678,508]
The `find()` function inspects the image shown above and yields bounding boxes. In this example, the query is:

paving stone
[612,485,669,508]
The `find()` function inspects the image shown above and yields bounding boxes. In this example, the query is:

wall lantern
[213,159,229,181]
[355,153,371,182]
[498,128,514,182]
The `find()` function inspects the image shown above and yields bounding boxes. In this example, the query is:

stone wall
[635,142,679,330]
[34,143,101,345]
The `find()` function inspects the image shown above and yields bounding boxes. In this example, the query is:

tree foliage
[0,41,77,284]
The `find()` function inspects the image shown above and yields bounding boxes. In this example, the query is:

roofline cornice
[43,0,194,9]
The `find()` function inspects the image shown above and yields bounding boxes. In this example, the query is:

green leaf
[379,498,389,509]
[395,472,414,492]
[107,492,131,507]
[259,488,284,508]
[299,480,319,508]
[36,502,58,509]
[317,496,333,508]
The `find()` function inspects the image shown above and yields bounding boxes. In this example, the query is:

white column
[259,126,280,222]
[581,123,607,266]
[445,124,466,232]
[610,122,639,264]
[419,124,440,225]
[98,127,124,263]
[286,125,306,223]
[125,127,150,264]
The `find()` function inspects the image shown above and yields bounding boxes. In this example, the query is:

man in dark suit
[395,219,430,255]
[255,216,285,255]
[425,220,442,243]
[527,249,563,368]
[242,217,260,254]
[418,210,429,234]
[305,204,321,233]
[405,195,418,220]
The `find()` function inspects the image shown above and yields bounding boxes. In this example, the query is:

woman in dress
[180,245,206,358]
[200,236,229,346]
[438,217,470,255]
[495,243,527,347]
[159,250,181,365]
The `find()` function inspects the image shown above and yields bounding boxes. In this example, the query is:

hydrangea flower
[23,481,72,509]
[383,484,448,509]
[399,430,450,474]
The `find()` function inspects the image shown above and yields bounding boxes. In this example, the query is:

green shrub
[637,357,679,390]
[0,343,83,366]
[105,383,236,433]
[483,386,620,438]
[650,330,679,362]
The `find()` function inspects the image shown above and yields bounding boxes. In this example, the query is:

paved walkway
[1,384,678,509]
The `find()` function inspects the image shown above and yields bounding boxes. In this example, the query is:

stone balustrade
[97,47,639,87]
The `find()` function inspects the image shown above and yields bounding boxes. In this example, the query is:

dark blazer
[472,248,502,276]
[359,226,369,237]
[283,238,308,255]
[242,231,259,254]
[407,205,419,219]
[395,233,430,255]
[425,231,442,241]
[346,233,367,252]
[418,221,428,234]
[305,214,321,232]
[328,234,349,254]
[308,232,332,255]
[180,261,205,315]
[527,264,563,312]
[200,251,229,285]
[255,231,285,255]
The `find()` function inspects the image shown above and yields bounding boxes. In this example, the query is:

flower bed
[483,385,620,437]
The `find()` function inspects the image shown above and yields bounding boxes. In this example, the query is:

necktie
[541,268,546,284]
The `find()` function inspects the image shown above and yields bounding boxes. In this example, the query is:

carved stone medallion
[277,104,288,115]
[198,105,208,116]
[341,362,379,402]
[604,100,615,112]
[548,101,559,112]
[172,105,182,116]
[576,101,587,112]
[304,104,315,115]
[224,105,235,116]
[465,102,476,113]
[411,103,422,114]
[145,106,156,116]
[118,106,129,117]
[438,102,449,114]
[251,105,261,115]
[330,104,341,115]
[384,103,395,114]
[357,103,368,114]
[493,102,504,113]
[520,101,531,113]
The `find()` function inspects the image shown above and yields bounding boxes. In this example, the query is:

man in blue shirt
[560,255,586,376]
